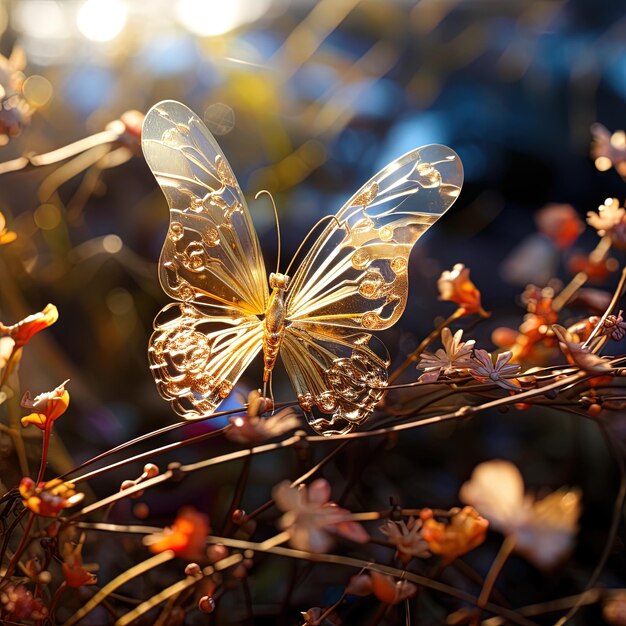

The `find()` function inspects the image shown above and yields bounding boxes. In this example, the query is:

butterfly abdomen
[263,272,290,383]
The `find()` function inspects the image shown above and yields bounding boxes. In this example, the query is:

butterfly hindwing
[282,324,389,435]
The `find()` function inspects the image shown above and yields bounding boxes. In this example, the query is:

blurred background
[0,0,625,623]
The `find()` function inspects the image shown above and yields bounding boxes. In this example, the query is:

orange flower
[420,506,488,563]
[62,533,98,587]
[535,203,584,250]
[20,381,70,430]
[0,211,16,245]
[369,571,418,604]
[437,264,488,317]
[0,304,58,349]
[144,506,210,560]
[19,477,84,517]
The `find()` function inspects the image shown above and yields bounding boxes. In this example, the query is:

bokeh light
[77,0,127,42]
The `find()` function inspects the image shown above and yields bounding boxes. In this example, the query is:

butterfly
[142,100,463,436]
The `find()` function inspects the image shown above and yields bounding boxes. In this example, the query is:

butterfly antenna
[255,189,281,275]
[284,214,343,278]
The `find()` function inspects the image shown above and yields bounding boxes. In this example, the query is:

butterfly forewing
[283,145,463,433]
[142,100,268,314]
[143,101,267,419]
[286,145,463,330]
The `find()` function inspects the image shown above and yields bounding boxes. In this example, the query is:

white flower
[467,349,521,391]
[417,328,475,383]
[460,460,581,570]
[273,479,369,553]
[379,517,430,565]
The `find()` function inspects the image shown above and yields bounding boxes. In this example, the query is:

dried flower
[589,312,626,342]
[437,264,488,316]
[226,390,301,444]
[417,328,475,383]
[144,507,210,560]
[19,477,84,517]
[591,123,626,178]
[460,460,581,569]
[273,478,369,553]
[0,303,59,349]
[467,349,521,391]
[62,533,98,587]
[20,380,70,430]
[0,584,48,621]
[552,325,613,375]
[420,506,488,563]
[379,517,430,566]
[587,198,626,250]
[535,203,584,249]
[0,211,16,245]
[568,251,618,283]
[369,570,418,604]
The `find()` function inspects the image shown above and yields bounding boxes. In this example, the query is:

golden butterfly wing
[149,301,264,419]
[286,145,463,330]
[142,101,268,419]
[142,100,268,314]
[282,324,389,435]
[283,145,463,434]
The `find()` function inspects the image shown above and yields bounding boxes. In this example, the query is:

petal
[308,479,331,506]
[460,460,525,532]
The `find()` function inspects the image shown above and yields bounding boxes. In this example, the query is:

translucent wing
[149,302,263,419]
[282,324,389,435]
[283,146,463,433]
[142,100,268,314]
[142,101,267,418]
[286,145,463,330]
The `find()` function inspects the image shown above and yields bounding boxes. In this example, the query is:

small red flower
[19,477,84,517]
[144,506,210,560]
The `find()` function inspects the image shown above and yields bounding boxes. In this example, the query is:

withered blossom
[460,460,581,569]
[420,506,488,563]
[587,198,626,250]
[467,349,522,391]
[226,390,301,444]
[20,380,70,430]
[273,478,369,553]
[417,328,475,383]
[589,312,626,342]
[437,264,488,317]
[19,477,84,517]
[379,516,430,565]
[144,506,210,560]
[62,533,98,588]
[552,325,613,375]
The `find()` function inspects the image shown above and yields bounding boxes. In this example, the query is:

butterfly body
[142,100,463,435]
[263,272,290,383]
